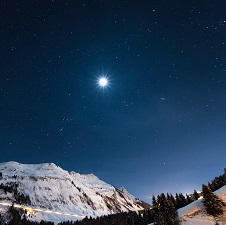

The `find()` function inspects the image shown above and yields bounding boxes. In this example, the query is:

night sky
[1,0,226,202]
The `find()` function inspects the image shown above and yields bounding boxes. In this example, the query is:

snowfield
[178,185,226,225]
[0,161,145,224]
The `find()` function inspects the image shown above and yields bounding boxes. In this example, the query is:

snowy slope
[178,185,226,225]
[0,161,145,224]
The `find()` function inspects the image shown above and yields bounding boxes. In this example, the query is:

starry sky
[1,0,226,202]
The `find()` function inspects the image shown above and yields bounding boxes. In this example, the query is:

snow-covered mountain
[178,185,226,225]
[0,161,147,224]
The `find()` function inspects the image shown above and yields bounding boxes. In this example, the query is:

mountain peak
[118,186,136,201]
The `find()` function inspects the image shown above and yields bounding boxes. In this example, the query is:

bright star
[98,77,108,87]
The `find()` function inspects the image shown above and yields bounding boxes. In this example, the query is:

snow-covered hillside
[0,161,146,224]
[178,185,226,225]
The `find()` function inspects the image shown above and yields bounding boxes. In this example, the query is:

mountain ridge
[0,161,149,224]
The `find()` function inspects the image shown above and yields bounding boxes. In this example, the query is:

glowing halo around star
[98,77,109,88]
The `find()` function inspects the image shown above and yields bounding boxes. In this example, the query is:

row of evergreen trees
[156,190,200,210]
[58,210,154,225]
[207,168,226,192]
[150,189,201,224]
[0,208,154,225]
[152,194,179,225]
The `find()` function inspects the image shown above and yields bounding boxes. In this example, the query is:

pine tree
[142,210,149,225]
[175,193,180,209]
[178,193,187,207]
[167,193,176,208]
[152,195,157,208]
[152,195,161,225]
[186,194,193,204]
[202,184,224,216]
[193,189,200,200]
[164,198,179,225]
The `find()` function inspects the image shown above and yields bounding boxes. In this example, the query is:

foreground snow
[178,185,226,225]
